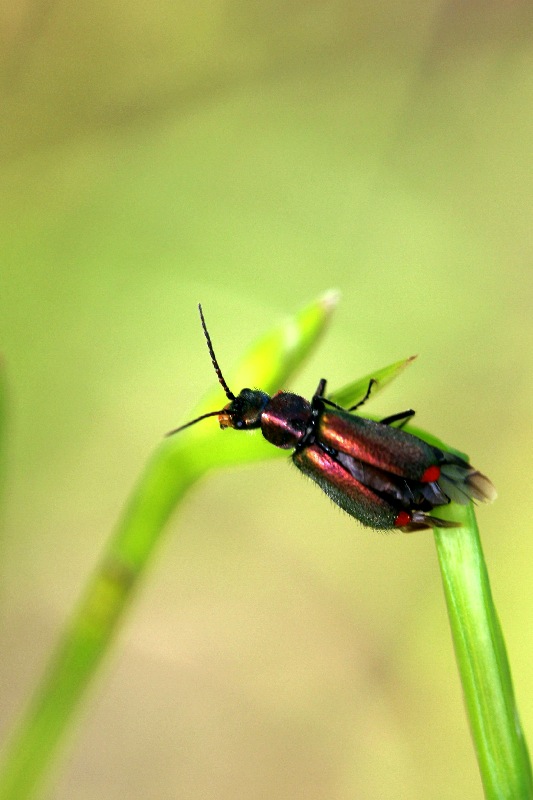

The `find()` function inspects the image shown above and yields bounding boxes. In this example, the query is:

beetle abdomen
[293,444,400,529]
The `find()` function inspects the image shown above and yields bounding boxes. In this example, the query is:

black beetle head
[219,389,270,430]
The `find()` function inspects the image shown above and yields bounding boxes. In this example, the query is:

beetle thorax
[260,392,313,449]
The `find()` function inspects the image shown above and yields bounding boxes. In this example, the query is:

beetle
[167,306,496,532]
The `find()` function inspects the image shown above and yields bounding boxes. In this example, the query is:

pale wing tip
[467,471,497,503]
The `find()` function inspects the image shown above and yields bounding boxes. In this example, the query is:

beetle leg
[379,409,415,428]
[347,378,377,411]
[314,378,327,397]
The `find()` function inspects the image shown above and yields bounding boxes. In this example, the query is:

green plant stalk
[1,293,530,799]
[433,503,533,799]
[332,382,532,795]
[0,291,338,800]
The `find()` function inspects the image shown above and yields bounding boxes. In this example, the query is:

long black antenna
[198,303,235,400]
[166,409,227,437]
[165,304,235,437]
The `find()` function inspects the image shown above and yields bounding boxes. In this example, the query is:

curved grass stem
[433,504,533,799]
[0,291,337,800]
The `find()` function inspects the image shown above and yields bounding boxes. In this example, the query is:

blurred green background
[1,2,532,798]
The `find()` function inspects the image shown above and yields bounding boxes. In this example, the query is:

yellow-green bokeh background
[1,3,532,798]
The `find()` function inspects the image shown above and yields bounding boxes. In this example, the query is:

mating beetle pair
[167,306,496,532]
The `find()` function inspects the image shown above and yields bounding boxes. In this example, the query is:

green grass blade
[2,298,529,800]
[0,291,338,800]
[231,288,340,396]
[328,355,416,409]
[433,503,533,799]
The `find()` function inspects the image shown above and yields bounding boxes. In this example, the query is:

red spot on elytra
[421,465,440,483]
[394,511,412,528]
